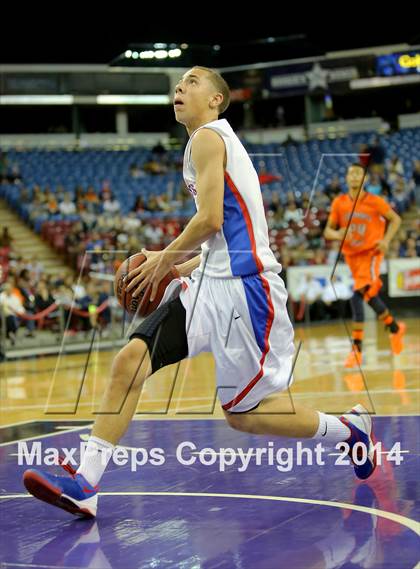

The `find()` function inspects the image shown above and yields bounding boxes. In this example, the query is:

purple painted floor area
[0,416,419,568]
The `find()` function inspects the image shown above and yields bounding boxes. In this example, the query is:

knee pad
[350,290,364,322]
[368,295,387,316]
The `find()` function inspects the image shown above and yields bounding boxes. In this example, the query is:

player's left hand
[126,249,172,301]
[375,239,389,254]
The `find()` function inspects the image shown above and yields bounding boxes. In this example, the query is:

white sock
[313,412,350,444]
[77,436,114,487]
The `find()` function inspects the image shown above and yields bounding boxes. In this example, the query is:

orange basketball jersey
[329,192,391,255]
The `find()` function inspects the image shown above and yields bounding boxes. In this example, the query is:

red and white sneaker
[339,404,377,480]
[23,460,98,518]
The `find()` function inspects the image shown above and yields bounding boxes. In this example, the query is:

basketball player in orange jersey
[324,163,405,368]
[23,69,378,518]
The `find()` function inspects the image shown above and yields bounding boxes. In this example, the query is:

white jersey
[183,118,282,278]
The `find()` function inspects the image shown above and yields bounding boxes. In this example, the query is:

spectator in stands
[307,190,330,211]
[268,191,282,214]
[386,154,404,186]
[368,136,386,173]
[7,161,22,183]
[127,235,142,257]
[168,188,186,211]
[143,158,167,175]
[388,239,401,259]
[0,281,24,344]
[307,227,324,251]
[0,227,13,248]
[392,176,410,214]
[101,180,112,199]
[411,160,420,207]
[152,140,167,158]
[85,186,100,212]
[7,256,24,278]
[59,193,77,217]
[324,176,342,201]
[33,185,47,205]
[292,242,313,266]
[310,249,326,265]
[96,214,116,233]
[55,185,66,204]
[406,220,420,255]
[86,231,104,253]
[412,160,420,186]
[147,196,162,213]
[54,278,73,306]
[26,255,44,282]
[174,185,191,209]
[285,191,296,205]
[284,227,307,250]
[34,280,58,331]
[46,192,59,216]
[75,185,85,208]
[80,203,97,232]
[64,222,85,267]
[123,212,141,233]
[28,191,47,225]
[16,269,36,336]
[102,192,121,216]
[284,201,302,224]
[132,196,148,214]
[405,238,418,258]
[35,280,55,312]
[365,172,383,196]
[129,163,146,179]
[143,220,164,247]
[359,143,370,169]
[20,186,32,205]
[156,194,173,212]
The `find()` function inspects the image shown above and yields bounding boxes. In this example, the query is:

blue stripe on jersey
[241,273,269,354]
[223,178,259,276]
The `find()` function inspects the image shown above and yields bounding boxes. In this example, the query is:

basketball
[114,252,180,316]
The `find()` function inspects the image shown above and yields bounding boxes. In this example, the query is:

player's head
[173,66,230,128]
[346,163,366,191]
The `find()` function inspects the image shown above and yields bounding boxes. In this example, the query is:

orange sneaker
[344,349,363,368]
[389,322,406,355]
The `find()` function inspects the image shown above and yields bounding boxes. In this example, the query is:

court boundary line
[1,491,418,537]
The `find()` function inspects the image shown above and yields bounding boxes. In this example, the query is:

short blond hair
[194,66,231,114]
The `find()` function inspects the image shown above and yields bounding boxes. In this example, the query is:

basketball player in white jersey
[23,67,376,518]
